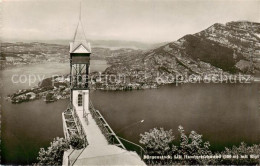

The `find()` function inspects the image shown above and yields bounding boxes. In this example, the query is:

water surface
[0,61,108,164]
[91,83,260,151]
[1,62,259,164]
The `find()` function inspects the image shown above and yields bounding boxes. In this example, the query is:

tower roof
[73,21,87,43]
[70,12,91,53]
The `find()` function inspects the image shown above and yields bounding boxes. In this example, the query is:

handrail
[62,112,69,139]
[72,106,89,147]
[96,109,125,149]
[63,105,89,146]
[70,147,86,166]
[89,101,145,159]
[65,106,89,166]
[70,107,80,135]
[89,100,126,149]
[117,136,145,159]
[67,149,75,166]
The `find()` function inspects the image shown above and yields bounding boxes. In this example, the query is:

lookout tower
[69,8,91,113]
[62,2,145,165]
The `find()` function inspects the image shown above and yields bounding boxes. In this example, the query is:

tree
[176,126,211,156]
[139,126,213,165]
[46,92,54,101]
[221,142,260,165]
[173,126,213,164]
[37,137,69,165]
[139,127,174,156]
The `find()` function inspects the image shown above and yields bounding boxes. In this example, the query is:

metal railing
[65,100,146,165]
[68,147,86,166]
[67,149,75,166]
[89,100,125,149]
[62,108,79,139]
[63,105,89,166]
[89,100,148,160]
[71,105,88,147]
[117,136,145,159]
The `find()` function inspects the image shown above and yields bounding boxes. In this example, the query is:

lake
[92,83,260,151]
[1,62,260,164]
[0,60,108,164]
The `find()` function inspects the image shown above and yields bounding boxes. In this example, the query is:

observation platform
[62,100,145,165]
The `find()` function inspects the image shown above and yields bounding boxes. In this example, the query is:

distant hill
[3,39,166,50]
[0,41,143,67]
[106,21,260,76]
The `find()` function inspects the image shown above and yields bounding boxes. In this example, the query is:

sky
[1,0,260,43]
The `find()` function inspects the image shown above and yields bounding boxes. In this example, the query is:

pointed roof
[70,0,91,54]
[70,21,91,53]
[73,21,87,42]
[73,44,89,53]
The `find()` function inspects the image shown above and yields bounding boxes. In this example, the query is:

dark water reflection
[1,99,68,164]
[91,83,260,152]
[1,62,259,164]
[1,61,107,164]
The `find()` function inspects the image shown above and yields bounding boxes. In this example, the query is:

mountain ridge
[105,21,260,78]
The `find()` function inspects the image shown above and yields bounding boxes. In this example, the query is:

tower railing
[89,100,146,160]
[62,105,89,146]
[89,100,125,149]
[62,107,79,139]
[67,147,86,166]
[72,105,88,147]
[117,136,145,159]
[63,105,89,166]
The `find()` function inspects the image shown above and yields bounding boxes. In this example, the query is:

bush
[36,134,86,165]
[220,142,260,165]
[140,126,260,165]
[45,92,54,101]
[69,133,85,149]
[140,127,174,156]
[172,126,213,164]
[140,126,214,165]
[37,137,69,165]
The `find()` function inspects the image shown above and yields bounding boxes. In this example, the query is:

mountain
[0,42,143,68]
[105,21,260,78]
[3,39,165,50]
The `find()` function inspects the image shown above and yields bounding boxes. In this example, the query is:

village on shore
[8,70,254,104]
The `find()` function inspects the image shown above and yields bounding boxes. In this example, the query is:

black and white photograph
[0,0,260,165]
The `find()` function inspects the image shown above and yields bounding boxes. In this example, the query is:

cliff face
[193,21,260,73]
[106,21,260,76]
